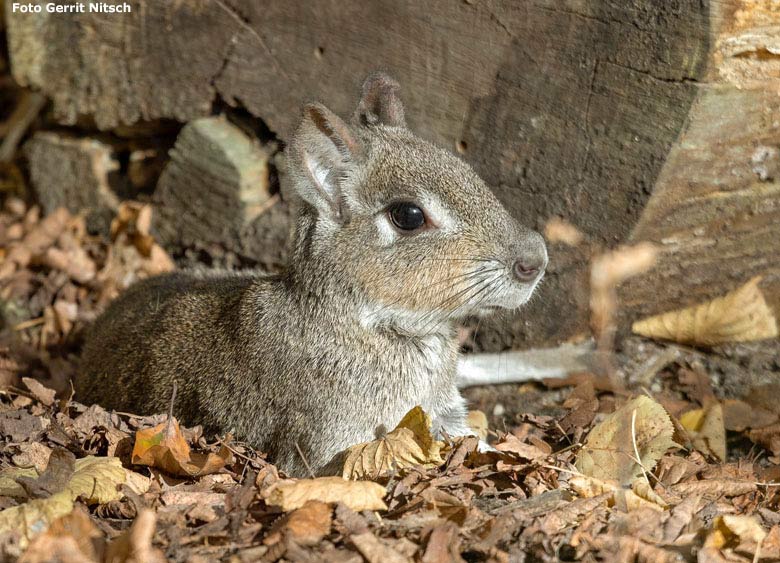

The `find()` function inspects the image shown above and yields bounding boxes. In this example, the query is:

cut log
[153,116,277,257]
[620,0,780,330]
[23,133,119,233]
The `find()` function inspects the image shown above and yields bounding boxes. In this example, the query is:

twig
[165,381,178,436]
[0,91,47,163]
[13,317,45,331]
[630,408,651,487]
[294,442,316,479]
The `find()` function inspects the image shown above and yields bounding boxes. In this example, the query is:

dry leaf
[104,508,166,563]
[0,491,74,549]
[679,403,727,461]
[21,377,56,406]
[632,276,778,346]
[704,515,767,550]
[569,475,666,512]
[466,410,488,442]
[284,501,332,546]
[544,217,584,246]
[575,396,677,486]
[18,506,103,563]
[264,477,387,512]
[342,406,444,480]
[131,417,232,477]
[351,531,412,563]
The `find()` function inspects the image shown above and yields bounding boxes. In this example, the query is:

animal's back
[78,271,262,427]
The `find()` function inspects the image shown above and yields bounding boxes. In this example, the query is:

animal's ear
[354,72,406,128]
[288,103,362,223]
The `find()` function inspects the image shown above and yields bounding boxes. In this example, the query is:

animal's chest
[384,335,456,415]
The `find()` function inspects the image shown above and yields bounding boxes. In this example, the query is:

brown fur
[78,73,547,476]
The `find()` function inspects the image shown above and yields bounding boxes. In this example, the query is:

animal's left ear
[354,72,406,128]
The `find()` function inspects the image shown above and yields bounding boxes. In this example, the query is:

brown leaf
[21,377,56,407]
[343,406,444,480]
[422,522,465,563]
[14,448,75,499]
[104,508,166,563]
[351,532,412,563]
[632,276,778,346]
[679,403,727,461]
[284,500,332,546]
[264,477,387,512]
[575,396,677,486]
[18,506,103,563]
[722,400,777,432]
[494,433,548,462]
[131,417,232,477]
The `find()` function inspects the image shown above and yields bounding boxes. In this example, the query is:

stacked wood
[24,133,119,233]
[6,0,778,349]
[153,116,283,260]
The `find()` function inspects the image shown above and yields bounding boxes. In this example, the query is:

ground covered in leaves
[0,201,779,563]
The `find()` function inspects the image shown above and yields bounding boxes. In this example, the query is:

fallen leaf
[575,396,677,486]
[104,508,166,563]
[632,276,778,346]
[679,403,726,461]
[18,506,103,563]
[0,491,74,550]
[494,433,548,461]
[0,454,127,504]
[704,515,767,551]
[342,406,444,480]
[569,475,666,512]
[351,531,411,563]
[131,417,232,477]
[284,500,332,546]
[21,378,56,407]
[264,477,387,512]
[12,443,53,473]
[466,410,488,441]
[722,399,778,431]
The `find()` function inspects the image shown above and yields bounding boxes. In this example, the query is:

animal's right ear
[288,103,362,224]
[354,72,406,128]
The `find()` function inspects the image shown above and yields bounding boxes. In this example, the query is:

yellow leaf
[568,475,665,512]
[342,406,444,480]
[467,410,488,441]
[680,403,727,461]
[575,396,677,486]
[632,276,778,346]
[0,491,74,549]
[264,477,387,512]
[0,456,126,504]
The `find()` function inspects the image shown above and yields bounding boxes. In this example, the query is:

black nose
[512,259,544,282]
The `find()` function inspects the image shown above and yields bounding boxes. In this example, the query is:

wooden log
[23,132,119,233]
[620,0,780,330]
[153,116,277,257]
[6,1,714,346]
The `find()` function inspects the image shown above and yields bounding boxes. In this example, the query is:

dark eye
[387,202,426,232]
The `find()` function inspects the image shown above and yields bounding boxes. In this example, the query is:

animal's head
[287,72,547,332]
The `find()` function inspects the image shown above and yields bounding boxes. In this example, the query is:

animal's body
[78,73,549,476]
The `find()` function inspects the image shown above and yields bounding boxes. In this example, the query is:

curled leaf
[342,406,444,480]
[131,417,233,477]
[632,276,778,346]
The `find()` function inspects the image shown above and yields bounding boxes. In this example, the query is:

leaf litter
[0,204,777,561]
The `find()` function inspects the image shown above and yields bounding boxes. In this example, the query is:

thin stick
[165,381,178,435]
[0,91,47,163]
[630,408,651,487]
[295,442,316,479]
